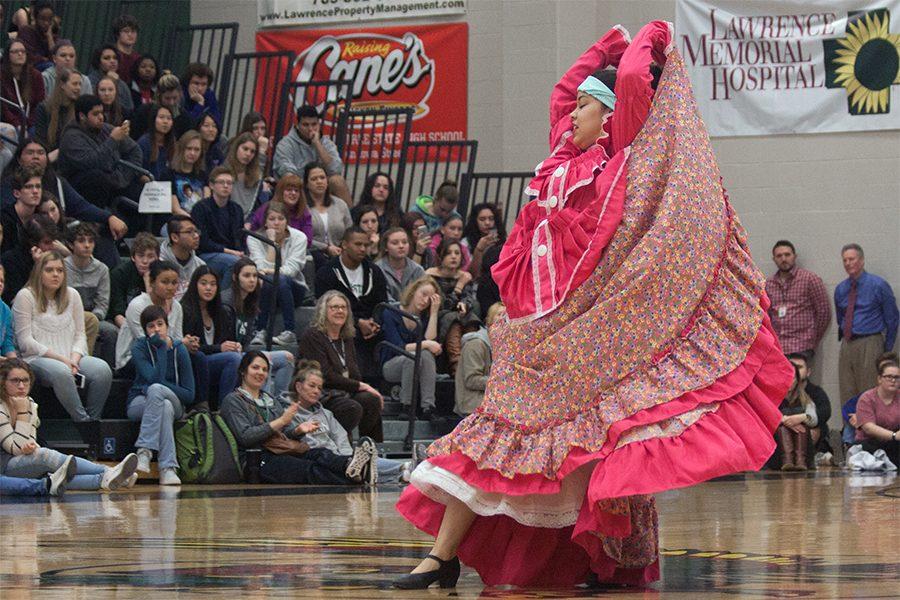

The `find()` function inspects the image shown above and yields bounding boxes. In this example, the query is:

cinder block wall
[192,0,900,429]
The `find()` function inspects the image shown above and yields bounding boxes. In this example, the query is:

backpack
[174,411,243,484]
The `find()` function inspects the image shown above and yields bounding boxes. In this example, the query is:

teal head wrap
[577,75,616,111]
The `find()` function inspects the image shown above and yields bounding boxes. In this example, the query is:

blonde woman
[163,130,208,215]
[12,251,112,422]
[223,131,263,216]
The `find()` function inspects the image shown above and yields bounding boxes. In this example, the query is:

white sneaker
[123,473,139,488]
[345,444,371,483]
[101,453,138,491]
[400,461,413,484]
[136,448,152,473]
[356,436,378,486]
[272,330,297,346]
[49,455,77,497]
[159,468,182,486]
[250,330,267,346]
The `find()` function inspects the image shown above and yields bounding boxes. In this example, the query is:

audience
[128,305,195,485]
[297,291,384,442]
[42,39,93,96]
[34,192,71,256]
[853,359,899,465]
[835,243,898,403]
[358,171,401,232]
[87,44,134,115]
[247,201,308,346]
[181,63,221,125]
[412,180,461,233]
[1,38,45,129]
[1,215,57,305]
[401,211,432,268]
[130,72,192,140]
[15,1,58,68]
[375,227,424,302]
[0,265,17,360]
[1,166,43,254]
[97,74,129,126]
[111,14,142,84]
[34,66,81,158]
[380,276,441,420]
[129,54,159,107]
[159,215,205,300]
[774,364,818,471]
[428,214,471,271]
[109,232,159,328]
[223,131,263,216]
[220,257,263,348]
[274,105,351,204]
[305,162,351,270]
[197,112,225,174]
[462,203,505,279]
[239,110,272,171]
[352,204,380,260]
[786,353,832,454]
[191,166,245,285]
[0,358,138,490]
[164,130,207,216]
[248,173,313,245]
[455,302,504,417]
[136,103,175,179]
[220,350,375,485]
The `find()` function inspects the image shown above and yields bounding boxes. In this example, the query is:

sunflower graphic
[824,8,900,115]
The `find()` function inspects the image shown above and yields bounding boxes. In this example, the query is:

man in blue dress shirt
[834,243,899,402]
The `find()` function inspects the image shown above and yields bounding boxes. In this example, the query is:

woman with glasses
[854,360,900,465]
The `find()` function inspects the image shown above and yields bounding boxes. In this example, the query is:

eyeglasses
[7,377,30,386]
[178,229,200,236]
[881,374,900,381]
[326,305,347,311]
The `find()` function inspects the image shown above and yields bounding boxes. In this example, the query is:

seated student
[159,215,205,301]
[247,173,313,245]
[380,276,441,420]
[129,73,192,141]
[462,202,506,279]
[34,67,82,160]
[12,251,113,423]
[281,360,402,485]
[238,111,273,171]
[191,166,245,286]
[854,359,900,465]
[1,215,58,306]
[305,163,352,271]
[0,39,45,130]
[455,302,505,417]
[57,94,147,209]
[1,166,43,255]
[274,106,350,204]
[97,74,129,126]
[297,291,384,442]
[401,211,432,268]
[221,257,264,348]
[3,139,129,266]
[775,365,818,471]
[424,239,480,376]
[129,54,159,107]
[0,265,18,360]
[476,244,502,321]
[0,358,138,490]
[136,104,175,180]
[224,132,265,217]
[64,223,117,366]
[786,353,832,454]
[428,214,471,271]
[358,172,401,232]
[247,201,309,346]
[220,351,376,485]
[15,1,58,69]
[375,227,424,302]
[86,44,133,115]
[197,112,226,174]
[128,305,195,485]
[42,39,93,97]
[315,227,388,378]
[411,180,461,233]
[114,259,182,374]
[36,192,73,254]
[351,204,380,260]
[111,14,141,84]
[163,130,208,216]
[108,232,159,328]
[0,471,70,497]
[181,63,221,125]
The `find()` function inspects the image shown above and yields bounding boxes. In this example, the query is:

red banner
[256,23,468,154]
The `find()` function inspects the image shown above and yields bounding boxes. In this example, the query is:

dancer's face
[571,93,612,150]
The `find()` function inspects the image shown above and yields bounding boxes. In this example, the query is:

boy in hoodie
[181,63,221,124]
[159,215,205,301]
[109,232,159,328]
[64,223,117,364]
[127,305,195,486]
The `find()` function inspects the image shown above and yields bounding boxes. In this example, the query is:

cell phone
[73,372,86,389]
[488,227,498,238]
[416,225,429,239]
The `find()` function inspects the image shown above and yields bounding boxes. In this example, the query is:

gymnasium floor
[1,469,897,599]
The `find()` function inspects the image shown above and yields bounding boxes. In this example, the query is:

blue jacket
[128,334,195,406]
[0,300,15,356]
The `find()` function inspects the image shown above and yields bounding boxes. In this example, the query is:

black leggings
[259,448,353,485]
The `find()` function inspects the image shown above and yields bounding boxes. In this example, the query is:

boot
[793,430,809,471]
[445,323,463,377]
[776,426,795,471]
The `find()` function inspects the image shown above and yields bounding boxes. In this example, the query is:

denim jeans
[383,351,437,410]
[264,350,294,398]
[127,384,185,469]
[258,277,306,331]
[0,474,48,496]
[376,457,405,483]
[2,447,107,490]
[29,356,112,422]
[259,448,353,485]
[199,253,240,290]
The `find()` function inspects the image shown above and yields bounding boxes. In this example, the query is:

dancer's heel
[392,554,460,589]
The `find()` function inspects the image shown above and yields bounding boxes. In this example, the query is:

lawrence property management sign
[259,0,466,27]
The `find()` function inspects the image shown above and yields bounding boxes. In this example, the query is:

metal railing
[161,22,239,108]
[401,140,478,212]
[339,106,414,202]
[374,303,423,451]
[272,78,354,150]
[459,171,533,229]
[221,50,295,140]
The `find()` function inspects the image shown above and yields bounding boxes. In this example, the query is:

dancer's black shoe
[392,554,460,589]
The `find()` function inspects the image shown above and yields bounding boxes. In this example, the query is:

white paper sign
[676,0,900,136]
[258,0,466,28]
[139,181,172,214]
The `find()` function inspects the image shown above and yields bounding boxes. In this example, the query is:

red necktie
[842,279,857,341]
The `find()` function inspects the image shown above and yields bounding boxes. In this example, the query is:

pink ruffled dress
[397,21,794,587]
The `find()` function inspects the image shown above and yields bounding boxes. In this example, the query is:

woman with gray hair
[297,290,384,441]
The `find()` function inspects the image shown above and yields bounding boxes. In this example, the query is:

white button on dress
[537,244,548,257]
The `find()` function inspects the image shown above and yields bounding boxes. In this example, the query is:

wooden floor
[1,469,897,599]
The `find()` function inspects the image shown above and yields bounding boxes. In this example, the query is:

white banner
[258,0,466,28]
[675,0,900,136]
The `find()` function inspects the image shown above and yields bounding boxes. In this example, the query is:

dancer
[394,21,794,589]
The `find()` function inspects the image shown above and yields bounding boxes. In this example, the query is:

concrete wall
[192,0,900,429]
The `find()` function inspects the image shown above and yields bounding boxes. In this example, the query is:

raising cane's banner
[676,0,900,136]
[256,23,467,152]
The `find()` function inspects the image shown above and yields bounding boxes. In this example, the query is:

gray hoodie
[454,327,492,416]
[64,255,110,319]
[159,239,206,301]
[277,393,352,456]
[375,257,425,302]
[273,126,343,178]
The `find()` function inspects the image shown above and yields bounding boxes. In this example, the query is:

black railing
[272,78,354,150]
[374,303,423,451]
[221,50,295,140]
[339,106,414,202]
[402,140,478,212]
[459,171,533,230]
[241,229,281,352]
[161,22,239,108]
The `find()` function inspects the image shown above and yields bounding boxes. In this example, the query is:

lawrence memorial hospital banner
[675,0,900,136]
